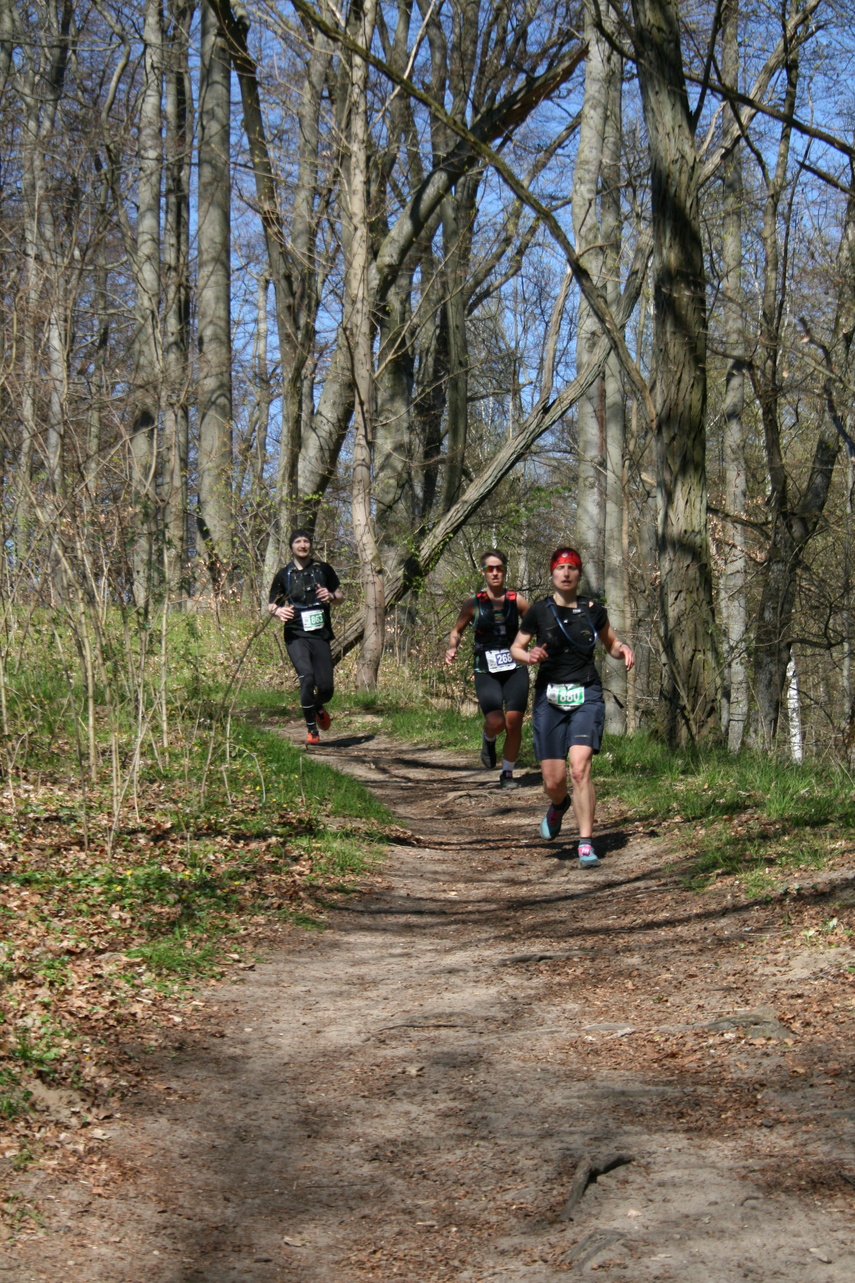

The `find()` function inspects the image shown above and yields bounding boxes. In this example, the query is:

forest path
[8,717,855,1281]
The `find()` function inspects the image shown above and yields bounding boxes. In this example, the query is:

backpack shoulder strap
[547,598,597,652]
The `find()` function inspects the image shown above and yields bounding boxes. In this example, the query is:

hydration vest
[472,590,518,671]
[546,598,598,655]
[284,561,325,608]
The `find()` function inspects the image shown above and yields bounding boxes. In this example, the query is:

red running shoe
[316,706,331,731]
[305,732,321,746]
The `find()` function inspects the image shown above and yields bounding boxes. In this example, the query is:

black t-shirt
[519,596,609,689]
[269,560,341,641]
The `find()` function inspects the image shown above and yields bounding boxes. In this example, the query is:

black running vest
[472,590,519,674]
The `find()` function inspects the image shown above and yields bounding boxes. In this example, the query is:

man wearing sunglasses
[445,550,531,788]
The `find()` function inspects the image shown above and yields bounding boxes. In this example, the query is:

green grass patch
[0,1069,32,1120]
[126,934,222,978]
[589,733,855,887]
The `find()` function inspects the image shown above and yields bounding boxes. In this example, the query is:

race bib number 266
[486,648,516,674]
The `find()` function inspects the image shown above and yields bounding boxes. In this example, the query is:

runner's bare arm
[445,600,475,664]
[598,622,634,670]
[316,585,343,604]
[510,628,547,666]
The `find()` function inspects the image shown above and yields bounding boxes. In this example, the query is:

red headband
[550,550,582,572]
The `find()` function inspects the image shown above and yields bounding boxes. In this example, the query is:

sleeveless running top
[472,590,520,675]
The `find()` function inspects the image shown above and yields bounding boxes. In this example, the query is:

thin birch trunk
[785,655,803,762]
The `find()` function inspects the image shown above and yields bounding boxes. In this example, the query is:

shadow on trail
[321,857,787,955]
[101,727,855,1282]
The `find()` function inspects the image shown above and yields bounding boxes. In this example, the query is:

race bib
[486,648,516,674]
[546,682,585,709]
[301,609,324,632]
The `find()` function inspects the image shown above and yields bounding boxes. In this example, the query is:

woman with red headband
[510,547,634,867]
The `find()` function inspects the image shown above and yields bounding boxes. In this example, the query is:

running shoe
[499,770,520,789]
[305,732,320,746]
[539,795,570,840]
[480,735,497,768]
[316,706,331,731]
[578,842,600,868]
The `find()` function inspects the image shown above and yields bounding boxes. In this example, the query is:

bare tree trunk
[374,274,415,554]
[845,453,855,763]
[631,0,719,744]
[345,0,384,689]
[438,190,471,514]
[250,273,271,496]
[14,0,73,575]
[212,0,334,560]
[129,0,164,610]
[573,0,612,588]
[197,0,232,591]
[749,171,855,743]
[719,0,747,751]
[163,0,193,600]
[746,11,806,745]
[600,38,627,735]
[85,242,109,515]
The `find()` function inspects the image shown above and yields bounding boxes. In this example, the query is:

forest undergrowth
[1,608,854,1194]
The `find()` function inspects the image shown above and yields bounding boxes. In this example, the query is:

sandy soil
[6,718,855,1281]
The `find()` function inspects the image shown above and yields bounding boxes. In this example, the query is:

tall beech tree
[630,0,719,744]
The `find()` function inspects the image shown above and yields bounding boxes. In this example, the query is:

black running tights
[286,636,335,727]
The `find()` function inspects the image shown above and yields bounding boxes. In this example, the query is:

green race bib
[546,682,585,709]
[301,609,324,632]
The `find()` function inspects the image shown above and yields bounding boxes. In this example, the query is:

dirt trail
[7,720,855,1281]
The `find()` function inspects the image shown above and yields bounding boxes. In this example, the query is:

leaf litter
[1,725,854,1279]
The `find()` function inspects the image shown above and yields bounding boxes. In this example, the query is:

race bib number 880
[546,682,585,709]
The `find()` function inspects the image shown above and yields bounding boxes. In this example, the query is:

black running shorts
[532,684,606,760]
[473,665,530,716]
